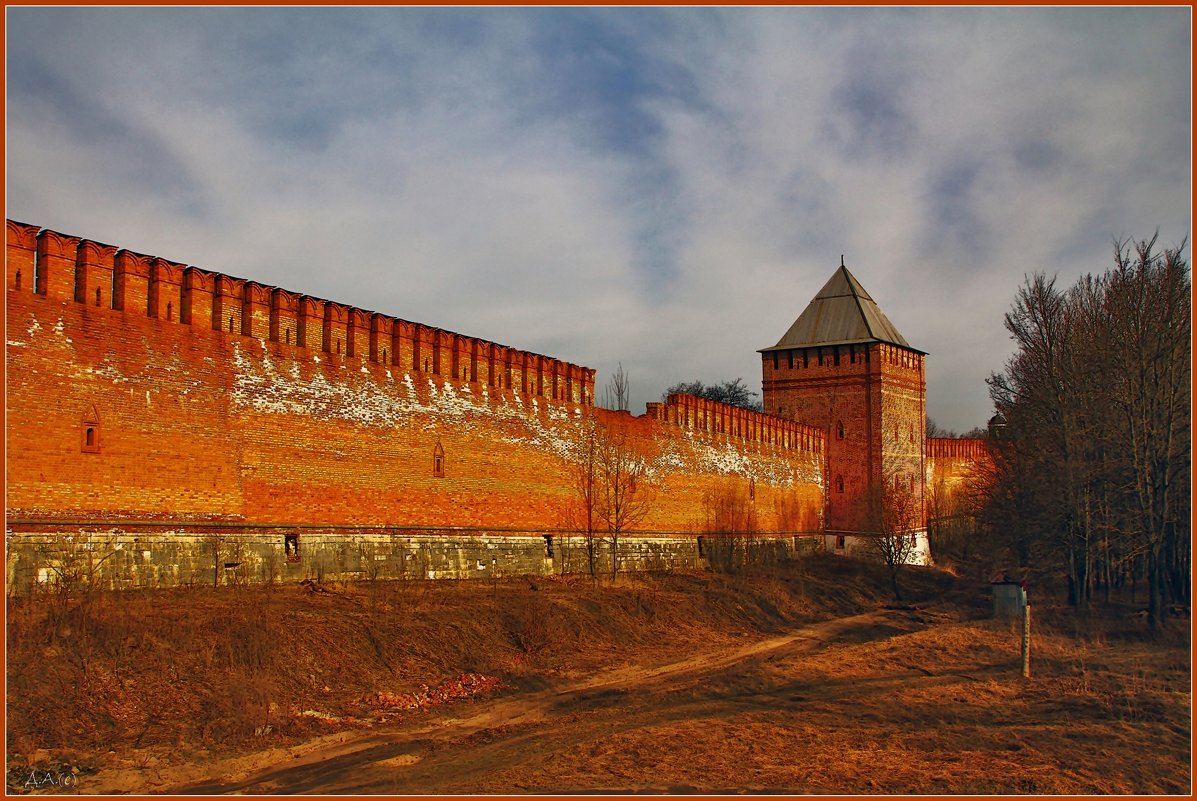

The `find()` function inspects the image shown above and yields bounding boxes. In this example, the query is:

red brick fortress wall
[925,437,992,522]
[6,221,823,550]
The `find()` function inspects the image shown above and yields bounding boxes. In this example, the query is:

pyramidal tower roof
[760,264,923,353]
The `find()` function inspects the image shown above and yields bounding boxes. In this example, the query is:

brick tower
[760,264,927,556]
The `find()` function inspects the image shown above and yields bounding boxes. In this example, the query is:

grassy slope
[5,554,1190,794]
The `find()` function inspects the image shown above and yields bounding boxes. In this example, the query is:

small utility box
[991,578,1027,618]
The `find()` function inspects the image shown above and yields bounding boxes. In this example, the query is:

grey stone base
[4,528,736,594]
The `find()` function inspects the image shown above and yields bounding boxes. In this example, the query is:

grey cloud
[5,7,1189,433]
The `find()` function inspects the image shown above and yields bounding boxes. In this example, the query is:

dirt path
[73,597,1191,796]
[117,607,939,795]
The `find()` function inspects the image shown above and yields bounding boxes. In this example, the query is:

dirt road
[161,607,963,794]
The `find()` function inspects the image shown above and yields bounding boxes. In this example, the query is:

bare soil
[6,555,1191,795]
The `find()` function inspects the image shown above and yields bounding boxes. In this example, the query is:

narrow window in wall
[228,315,234,332]
[166,301,173,321]
[381,347,386,363]
[836,535,846,549]
[95,287,102,307]
[778,406,785,416]
[697,536,705,557]
[836,421,845,440]
[543,535,554,558]
[81,405,101,454]
[14,270,21,290]
[787,350,794,369]
[836,475,844,493]
[772,352,779,369]
[284,533,300,562]
[285,328,292,345]
[433,442,445,478]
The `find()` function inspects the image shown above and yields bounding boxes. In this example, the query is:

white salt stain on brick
[229,343,820,486]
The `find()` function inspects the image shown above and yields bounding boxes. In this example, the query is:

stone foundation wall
[5,527,751,594]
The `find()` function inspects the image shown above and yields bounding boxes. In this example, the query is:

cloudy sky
[6,7,1191,432]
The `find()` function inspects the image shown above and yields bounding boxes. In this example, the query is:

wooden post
[1021,603,1032,678]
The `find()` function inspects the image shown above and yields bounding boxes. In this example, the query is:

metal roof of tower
[759,264,925,354]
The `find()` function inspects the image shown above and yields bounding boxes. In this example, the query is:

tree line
[984,233,1190,629]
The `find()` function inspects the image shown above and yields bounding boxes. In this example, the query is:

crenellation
[448,332,465,382]
[369,313,394,364]
[322,301,348,356]
[270,288,300,346]
[436,329,454,377]
[148,257,185,322]
[414,323,431,372]
[346,307,371,359]
[212,274,245,335]
[240,281,273,340]
[6,220,39,292]
[927,437,988,460]
[469,338,481,383]
[393,319,414,371]
[182,266,216,327]
[658,393,820,455]
[36,228,82,300]
[113,250,152,315]
[75,239,117,309]
[298,295,324,350]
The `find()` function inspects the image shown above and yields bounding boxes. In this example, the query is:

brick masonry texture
[761,342,928,535]
[6,220,829,591]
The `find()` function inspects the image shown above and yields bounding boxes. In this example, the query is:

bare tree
[866,470,923,601]
[700,479,760,573]
[567,413,603,579]
[594,416,655,579]
[985,235,1191,629]
[602,363,631,411]
[1103,235,1191,628]
[926,416,953,439]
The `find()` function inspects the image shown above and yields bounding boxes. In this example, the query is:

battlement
[645,393,824,456]
[927,437,989,460]
[761,340,924,378]
[6,220,596,406]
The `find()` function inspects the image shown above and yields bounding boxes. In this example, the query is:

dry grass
[5,554,1190,794]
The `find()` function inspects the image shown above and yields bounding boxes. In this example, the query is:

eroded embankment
[6,554,935,788]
